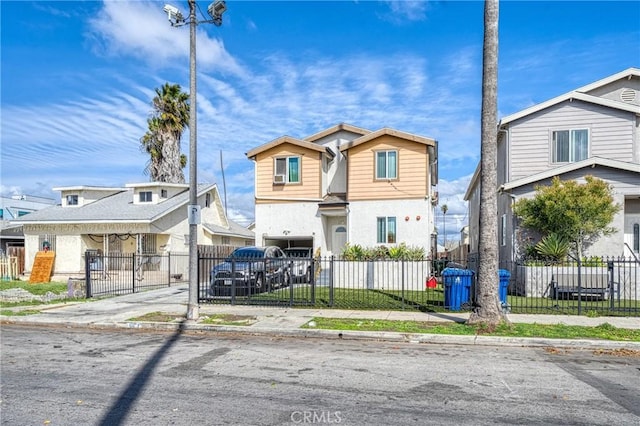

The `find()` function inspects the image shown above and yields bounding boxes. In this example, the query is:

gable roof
[245,135,333,160]
[12,183,217,225]
[501,157,640,191]
[339,127,436,152]
[463,163,481,201]
[304,123,371,142]
[500,67,640,126]
[203,219,254,239]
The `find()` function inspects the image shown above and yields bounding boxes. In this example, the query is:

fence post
[310,257,316,305]
[84,251,92,299]
[132,253,136,293]
[167,252,171,287]
[577,256,582,316]
[329,256,335,307]
[608,259,615,310]
[289,268,294,308]
[401,259,405,310]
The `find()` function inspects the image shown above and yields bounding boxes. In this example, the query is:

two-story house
[13,182,254,279]
[465,67,640,263]
[247,123,438,257]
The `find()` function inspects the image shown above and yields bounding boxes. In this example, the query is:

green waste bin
[442,268,473,310]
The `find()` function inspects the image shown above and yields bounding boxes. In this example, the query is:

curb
[3,317,639,351]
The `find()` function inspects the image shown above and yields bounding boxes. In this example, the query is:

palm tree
[140,83,189,183]
[467,0,506,327]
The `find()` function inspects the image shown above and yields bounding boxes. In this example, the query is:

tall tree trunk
[468,0,506,326]
[161,132,186,184]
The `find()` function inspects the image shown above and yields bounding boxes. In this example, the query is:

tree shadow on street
[98,321,187,426]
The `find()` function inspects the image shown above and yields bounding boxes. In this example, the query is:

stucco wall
[348,199,432,252]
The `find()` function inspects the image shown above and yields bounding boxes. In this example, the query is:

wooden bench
[550,272,610,300]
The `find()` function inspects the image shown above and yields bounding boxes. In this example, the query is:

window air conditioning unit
[274,174,286,183]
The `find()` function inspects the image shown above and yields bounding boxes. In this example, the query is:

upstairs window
[66,195,78,206]
[377,216,397,244]
[274,156,300,184]
[139,191,152,203]
[160,189,168,198]
[376,150,397,179]
[552,129,588,163]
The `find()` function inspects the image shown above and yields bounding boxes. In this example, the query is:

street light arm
[164,0,226,27]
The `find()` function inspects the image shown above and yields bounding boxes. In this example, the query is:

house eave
[501,157,640,191]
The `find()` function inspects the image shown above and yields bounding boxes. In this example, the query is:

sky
[1,0,639,245]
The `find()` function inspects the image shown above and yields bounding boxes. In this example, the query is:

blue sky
[2,1,639,244]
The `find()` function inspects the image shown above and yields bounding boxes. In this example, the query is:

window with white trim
[274,156,300,184]
[66,195,78,206]
[377,217,397,244]
[221,236,231,245]
[551,129,588,163]
[634,223,639,253]
[139,191,152,202]
[500,214,507,247]
[376,150,397,179]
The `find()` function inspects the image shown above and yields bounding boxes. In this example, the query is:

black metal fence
[199,254,640,316]
[466,255,640,316]
[78,249,639,316]
[82,251,189,298]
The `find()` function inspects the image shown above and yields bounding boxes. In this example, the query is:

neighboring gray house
[12,182,254,280]
[465,67,640,262]
[0,194,56,254]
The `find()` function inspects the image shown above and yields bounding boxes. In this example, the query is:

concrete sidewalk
[2,284,639,350]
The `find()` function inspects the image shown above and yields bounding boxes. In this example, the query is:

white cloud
[1,1,486,227]
[88,1,244,75]
[383,1,428,23]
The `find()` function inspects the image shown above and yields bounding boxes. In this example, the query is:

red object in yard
[426,276,438,289]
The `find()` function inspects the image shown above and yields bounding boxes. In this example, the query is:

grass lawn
[303,317,640,342]
[0,280,79,312]
[222,285,639,317]
[0,280,68,295]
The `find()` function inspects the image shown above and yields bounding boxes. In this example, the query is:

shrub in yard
[342,243,426,261]
[535,232,570,262]
[342,243,366,261]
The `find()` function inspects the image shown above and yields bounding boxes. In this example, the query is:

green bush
[342,243,426,261]
[535,233,569,261]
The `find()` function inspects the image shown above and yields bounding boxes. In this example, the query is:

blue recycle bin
[499,269,511,305]
[442,268,473,310]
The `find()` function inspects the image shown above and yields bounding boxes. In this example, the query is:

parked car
[283,247,314,283]
[209,246,290,296]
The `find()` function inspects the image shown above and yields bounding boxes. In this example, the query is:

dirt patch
[127,312,257,326]
[592,348,640,358]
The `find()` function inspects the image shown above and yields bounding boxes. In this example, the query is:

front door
[332,225,347,255]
